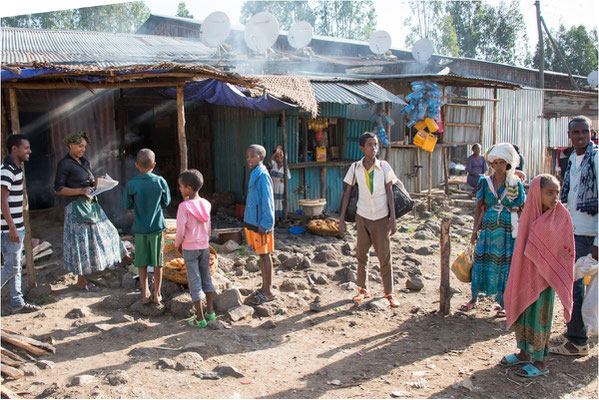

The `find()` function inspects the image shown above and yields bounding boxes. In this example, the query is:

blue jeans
[182,248,215,302]
[1,230,26,309]
[567,235,594,345]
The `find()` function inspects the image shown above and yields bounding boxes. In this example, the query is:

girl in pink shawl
[501,174,575,377]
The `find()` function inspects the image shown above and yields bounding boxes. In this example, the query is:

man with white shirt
[339,132,399,308]
[550,116,597,356]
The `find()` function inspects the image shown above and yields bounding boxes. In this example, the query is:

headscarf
[504,176,575,328]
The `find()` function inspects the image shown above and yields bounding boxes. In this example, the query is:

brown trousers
[355,214,393,295]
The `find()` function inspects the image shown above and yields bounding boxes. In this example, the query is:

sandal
[384,293,399,308]
[514,364,549,378]
[549,341,589,356]
[500,354,531,367]
[495,309,506,318]
[187,315,207,328]
[352,288,371,302]
[10,303,41,315]
[549,333,568,346]
[80,282,101,292]
[459,301,475,312]
[251,291,275,305]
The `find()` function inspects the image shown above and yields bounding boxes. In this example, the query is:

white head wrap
[485,143,520,186]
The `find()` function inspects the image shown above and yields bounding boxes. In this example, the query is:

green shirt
[123,172,171,234]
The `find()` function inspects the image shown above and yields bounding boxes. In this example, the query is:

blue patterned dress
[472,176,525,306]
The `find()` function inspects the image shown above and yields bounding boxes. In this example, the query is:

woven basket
[307,219,341,237]
[162,243,218,285]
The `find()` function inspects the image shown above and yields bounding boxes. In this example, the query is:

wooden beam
[2,80,191,90]
[443,147,449,195]
[444,122,482,128]
[492,87,498,145]
[439,217,452,315]
[281,110,289,220]
[320,167,327,199]
[8,89,36,290]
[118,89,126,190]
[427,151,432,211]
[479,105,485,146]
[441,96,500,102]
[416,148,422,193]
[176,85,188,173]
[1,364,24,380]
[384,102,391,161]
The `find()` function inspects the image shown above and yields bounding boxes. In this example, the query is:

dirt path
[1,207,597,399]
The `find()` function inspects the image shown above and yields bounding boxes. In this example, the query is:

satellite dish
[288,21,313,49]
[412,38,434,63]
[200,11,231,48]
[369,30,391,55]
[244,12,280,52]
[588,70,598,87]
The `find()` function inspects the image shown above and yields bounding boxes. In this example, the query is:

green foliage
[404,1,459,57]
[0,1,150,33]
[533,24,598,76]
[240,0,376,41]
[176,2,194,19]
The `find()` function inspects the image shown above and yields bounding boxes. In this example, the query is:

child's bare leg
[77,274,87,288]
[259,254,274,297]
[205,292,214,314]
[194,300,204,321]
[515,349,531,362]
[138,266,150,300]
[153,266,163,303]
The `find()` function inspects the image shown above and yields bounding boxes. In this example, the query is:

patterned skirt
[513,287,555,361]
[63,202,125,275]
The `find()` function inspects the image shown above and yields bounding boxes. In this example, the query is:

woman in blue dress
[460,143,525,316]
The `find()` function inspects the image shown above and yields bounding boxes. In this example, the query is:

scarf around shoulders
[560,142,598,215]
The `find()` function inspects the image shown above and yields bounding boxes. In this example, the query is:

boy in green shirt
[123,149,171,305]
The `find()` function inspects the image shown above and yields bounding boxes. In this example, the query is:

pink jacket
[174,198,211,250]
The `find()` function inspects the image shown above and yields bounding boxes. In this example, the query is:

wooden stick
[0,387,22,398]
[0,332,53,356]
[439,218,452,315]
[1,363,24,380]
[443,147,449,195]
[427,152,432,211]
[176,85,188,173]
[1,354,21,367]
[0,331,55,354]
[0,347,26,363]
[281,110,288,220]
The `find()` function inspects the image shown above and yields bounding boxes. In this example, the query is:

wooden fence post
[439,217,452,314]
[176,85,188,172]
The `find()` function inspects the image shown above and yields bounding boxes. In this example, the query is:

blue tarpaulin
[162,79,297,113]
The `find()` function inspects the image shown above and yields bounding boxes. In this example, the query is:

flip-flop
[500,354,532,367]
[459,302,475,311]
[251,291,275,305]
[549,342,589,356]
[495,309,506,318]
[80,282,101,292]
[141,296,152,305]
[514,364,549,378]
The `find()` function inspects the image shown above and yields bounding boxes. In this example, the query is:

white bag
[575,254,598,336]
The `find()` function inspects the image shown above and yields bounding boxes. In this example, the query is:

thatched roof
[251,75,318,116]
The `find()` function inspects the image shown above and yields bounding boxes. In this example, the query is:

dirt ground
[1,201,597,399]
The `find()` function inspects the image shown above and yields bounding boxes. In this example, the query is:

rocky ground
[1,199,597,399]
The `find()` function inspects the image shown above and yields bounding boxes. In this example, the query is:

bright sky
[2,0,598,52]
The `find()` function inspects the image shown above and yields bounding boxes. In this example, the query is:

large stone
[283,255,302,269]
[341,242,353,256]
[401,245,415,254]
[260,320,277,329]
[121,272,136,290]
[66,306,91,319]
[71,374,96,386]
[168,293,195,318]
[220,240,240,254]
[300,257,312,269]
[312,273,329,285]
[414,230,434,240]
[105,370,129,386]
[175,352,204,371]
[245,259,260,273]
[405,277,424,291]
[367,298,389,311]
[207,320,224,330]
[110,311,135,323]
[129,300,166,317]
[218,256,235,273]
[214,363,244,378]
[214,288,243,313]
[327,260,341,268]
[157,358,177,370]
[340,282,358,291]
[415,247,435,256]
[99,293,138,310]
[226,305,254,321]
[279,279,298,292]
[211,272,233,292]
[309,301,322,312]
[161,279,183,298]
[194,371,222,380]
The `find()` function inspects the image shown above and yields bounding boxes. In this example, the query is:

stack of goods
[400,80,443,152]
[307,219,341,237]
[162,241,218,285]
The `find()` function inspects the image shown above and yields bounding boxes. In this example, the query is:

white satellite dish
[288,21,313,49]
[369,30,391,55]
[244,12,280,52]
[412,38,434,63]
[200,11,231,48]
[587,70,598,87]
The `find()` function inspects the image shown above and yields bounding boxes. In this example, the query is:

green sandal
[206,313,216,321]
[187,315,207,328]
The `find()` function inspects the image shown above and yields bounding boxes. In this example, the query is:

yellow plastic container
[316,146,327,162]
[585,275,591,285]
[414,120,427,131]
[425,117,439,132]
[414,130,437,152]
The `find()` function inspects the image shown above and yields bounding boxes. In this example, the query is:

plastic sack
[575,254,598,336]
[451,245,474,283]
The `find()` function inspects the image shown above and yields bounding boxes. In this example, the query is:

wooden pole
[540,16,579,91]
[281,110,289,219]
[8,88,36,290]
[384,102,391,161]
[118,89,126,187]
[443,147,449,195]
[416,148,422,193]
[176,85,188,173]
[492,87,498,145]
[427,151,432,211]
[320,167,327,199]
[439,217,452,315]
[535,1,545,89]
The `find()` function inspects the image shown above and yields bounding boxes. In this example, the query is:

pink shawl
[504,176,575,328]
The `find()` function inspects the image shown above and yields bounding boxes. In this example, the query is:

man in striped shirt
[1,134,40,314]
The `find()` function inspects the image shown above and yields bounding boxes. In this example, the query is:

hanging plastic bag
[451,245,474,283]
[575,254,598,336]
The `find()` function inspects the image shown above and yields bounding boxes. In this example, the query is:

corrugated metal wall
[468,88,570,179]
[387,147,443,193]
[344,119,371,160]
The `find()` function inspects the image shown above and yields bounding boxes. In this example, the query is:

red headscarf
[504,175,575,328]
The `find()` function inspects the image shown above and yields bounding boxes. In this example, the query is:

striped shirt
[1,157,24,232]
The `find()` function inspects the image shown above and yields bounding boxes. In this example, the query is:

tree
[240,0,376,41]
[176,2,194,19]
[1,1,150,33]
[533,24,598,77]
[404,1,459,57]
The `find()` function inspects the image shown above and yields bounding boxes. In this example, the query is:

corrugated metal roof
[2,27,213,68]
[311,81,403,105]
[312,82,368,105]
[339,82,405,104]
